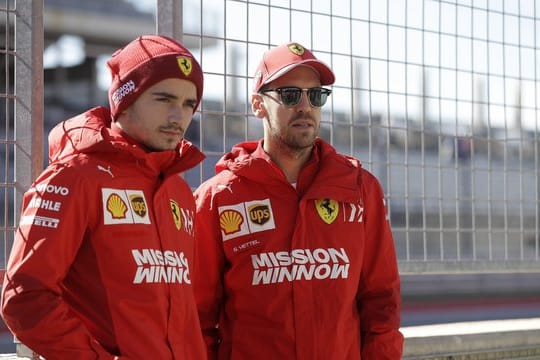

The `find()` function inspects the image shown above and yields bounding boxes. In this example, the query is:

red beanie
[107,35,204,120]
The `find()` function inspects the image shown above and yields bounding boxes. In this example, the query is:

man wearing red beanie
[1,35,206,359]
[193,42,404,359]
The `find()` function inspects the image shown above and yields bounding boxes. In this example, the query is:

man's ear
[251,93,267,119]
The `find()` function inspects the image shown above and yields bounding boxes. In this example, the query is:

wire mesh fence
[1,0,17,280]
[1,0,539,280]
[178,0,540,273]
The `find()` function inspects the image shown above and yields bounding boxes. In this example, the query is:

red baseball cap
[253,42,335,92]
[107,35,203,120]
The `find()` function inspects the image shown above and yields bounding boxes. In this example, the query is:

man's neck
[264,143,313,183]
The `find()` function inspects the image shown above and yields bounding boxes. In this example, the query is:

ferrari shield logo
[315,199,339,224]
[176,56,193,76]
[288,43,305,56]
[170,199,182,230]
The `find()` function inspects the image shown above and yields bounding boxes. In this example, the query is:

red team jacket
[1,107,206,359]
[194,139,404,359]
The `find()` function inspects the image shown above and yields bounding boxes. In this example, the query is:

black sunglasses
[259,87,332,108]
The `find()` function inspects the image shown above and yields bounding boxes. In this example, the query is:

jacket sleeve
[1,165,120,360]
[357,170,404,359]
[193,183,226,360]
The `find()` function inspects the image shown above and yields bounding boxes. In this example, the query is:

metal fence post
[156,0,183,40]
[14,0,44,358]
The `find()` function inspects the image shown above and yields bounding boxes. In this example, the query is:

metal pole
[156,0,183,40]
[14,0,44,357]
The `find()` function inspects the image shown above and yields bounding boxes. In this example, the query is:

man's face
[116,78,197,151]
[254,66,323,153]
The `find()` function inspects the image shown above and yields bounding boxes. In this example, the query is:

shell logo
[106,193,128,219]
[219,209,244,235]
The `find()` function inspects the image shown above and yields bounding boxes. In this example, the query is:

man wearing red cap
[194,42,403,359]
[1,35,206,359]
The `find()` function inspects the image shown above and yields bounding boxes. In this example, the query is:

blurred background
[1,0,539,356]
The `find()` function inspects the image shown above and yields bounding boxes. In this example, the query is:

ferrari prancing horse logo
[288,43,305,56]
[176,56,193,76]
[315,199,339,224]
[170,199,182,230]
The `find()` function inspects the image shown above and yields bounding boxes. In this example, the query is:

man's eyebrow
[151,91,197,103]
[151,91,178,99]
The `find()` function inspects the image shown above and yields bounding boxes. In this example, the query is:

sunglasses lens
[279,88,302,106]
[308,89,329,107]
[266,87,331,107]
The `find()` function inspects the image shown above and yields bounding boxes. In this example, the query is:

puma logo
[97,165,114,178]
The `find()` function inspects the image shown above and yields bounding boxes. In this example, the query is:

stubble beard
[265,114,318,157]
[272,127,317,158]
[288,131,316,149]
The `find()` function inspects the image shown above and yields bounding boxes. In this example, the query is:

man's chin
[289,140,316,152]
[147,141,180,152]
[295,134,317,148]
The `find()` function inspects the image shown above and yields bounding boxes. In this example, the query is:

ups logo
[248,204,271,225]
[129,195,147,218]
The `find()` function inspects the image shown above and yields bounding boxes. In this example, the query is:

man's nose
[296,90,312,111]
[169,105,186,124]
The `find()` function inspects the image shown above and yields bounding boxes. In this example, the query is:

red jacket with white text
[1,107,206,360]
[193,139,403,360]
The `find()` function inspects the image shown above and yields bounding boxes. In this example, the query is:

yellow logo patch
[220,209,244,235]
[170,199,182,230]
[176,56,193,76]
[102,189,151,225]
[315,199,339,224]
[106,193,128,219]
[288,43,305,56]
